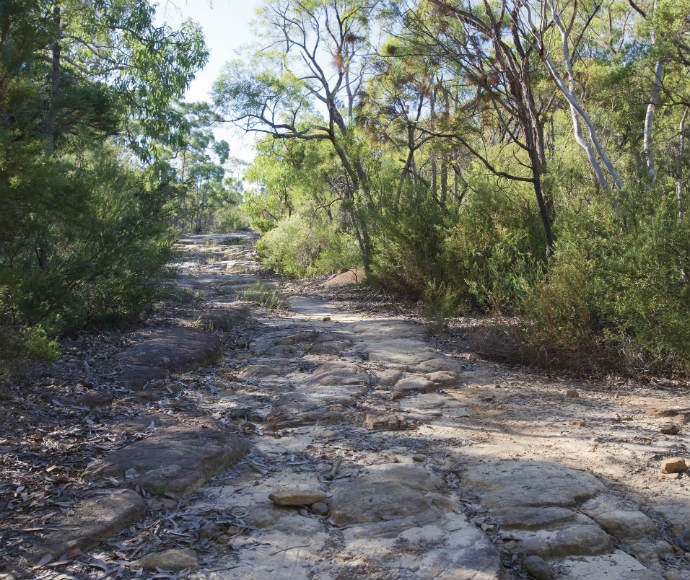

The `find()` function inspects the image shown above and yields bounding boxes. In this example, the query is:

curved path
[160,233,688,580]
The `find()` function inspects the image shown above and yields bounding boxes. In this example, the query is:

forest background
[1,0,689,381]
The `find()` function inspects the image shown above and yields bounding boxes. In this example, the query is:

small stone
[363,413,409,431]
[147,497,177,511]
[269,490,328,506]
[311,501,329,516]
[661,457,688,474]
[412,454,425,462]
[660,423,680,435]
[139,548,199,571]
[566,389,579,398]
[199,522,222,539]
[524,555,553,580]
[322,316,331,321]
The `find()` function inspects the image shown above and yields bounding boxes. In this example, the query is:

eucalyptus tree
[1,0,207,345]
[397,0,556,255]
[214,0,380,268]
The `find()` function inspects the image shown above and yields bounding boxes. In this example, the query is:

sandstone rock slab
[585,509,656,542]
[557,550,664,580]
[341,513,502,580]
[306,361,368,387]
[114,327,222,388]
[494,507,577,531]
[328,464,443,526]
[35,490,145,559]
[93,422,247,496]
[238,364,280,380]
[463,460,605,509]
[367,339,437,368]
[373,368,403,387]
[426,370,459,385]
[266,394,349,430]
[515,524,613,559]
[399,392,471,422]
[524,555,553,580]
[394,374,438,395]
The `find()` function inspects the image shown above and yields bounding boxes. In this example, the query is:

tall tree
[214,0,378,268]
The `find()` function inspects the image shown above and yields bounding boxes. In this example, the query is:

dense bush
[371,189,446,299]
[524,192,690,370]
[441,181,545,313]
[1,147,175,337]
[370,180,544,315]
[257,214,360,277]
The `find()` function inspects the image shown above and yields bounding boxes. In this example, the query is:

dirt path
[3,233,689,580]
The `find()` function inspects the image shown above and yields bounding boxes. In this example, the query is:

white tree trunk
[677,109,687,220]
[544,0,623,193]
[643,1,664,181]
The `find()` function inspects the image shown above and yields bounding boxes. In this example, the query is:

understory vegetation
[3,0,688,379]
[0,0,243,378]
[219,0,689,374]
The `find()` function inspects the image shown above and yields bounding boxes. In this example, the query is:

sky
[155,0,263,164]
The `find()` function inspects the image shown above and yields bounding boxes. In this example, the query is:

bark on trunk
[643,0,664,181]
[47,5,61,155]
[677,110,687,220]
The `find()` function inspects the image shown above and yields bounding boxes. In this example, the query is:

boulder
[324,269,365,287]
[114,327,222,388]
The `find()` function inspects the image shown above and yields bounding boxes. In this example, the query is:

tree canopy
[217,0,690,371]
[2,0,688,375]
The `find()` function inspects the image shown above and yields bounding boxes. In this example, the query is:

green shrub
[523,192,690,371]
[257,214,360,277]
[442,181,545,313]
[1,146,175,337]
[372,181,544,315]
[212,206,250,232]
[371,189,446,299]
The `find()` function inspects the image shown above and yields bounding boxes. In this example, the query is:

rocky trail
[1,233,689,580]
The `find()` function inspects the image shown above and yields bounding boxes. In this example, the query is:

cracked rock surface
[6,232,689,580]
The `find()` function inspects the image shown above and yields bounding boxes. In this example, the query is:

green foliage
[211,206,251,233]
[371,180,543,316]
[441,181,545,313]
[4,145,175,335]
[524,192,690,370]
[0,0,206,366]
[257,214,360,278]
[371,188,447,300]
[241,281,287,310]
[0,324,59,366]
